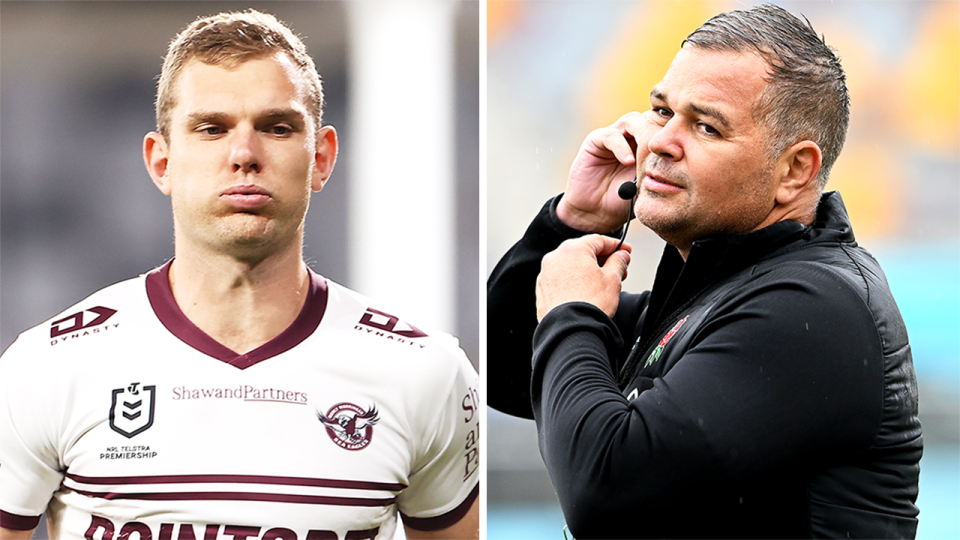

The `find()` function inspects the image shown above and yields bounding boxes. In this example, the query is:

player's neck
[168,242,311,355]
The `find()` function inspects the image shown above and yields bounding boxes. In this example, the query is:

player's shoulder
[1,271,152,363]
[320,278,473,371]
[324,279,460,345]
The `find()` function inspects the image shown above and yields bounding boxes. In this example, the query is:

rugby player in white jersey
[0,10,478,540]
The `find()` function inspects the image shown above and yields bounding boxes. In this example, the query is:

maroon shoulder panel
[0,509,42,530]
[145,261,329,369]
[400,483,479,531]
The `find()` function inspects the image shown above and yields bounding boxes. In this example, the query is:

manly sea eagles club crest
[110,382,156,438]
[317,403,379,451]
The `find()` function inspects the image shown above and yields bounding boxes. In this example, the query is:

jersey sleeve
[0,336,66,529]
[396,345,479,531]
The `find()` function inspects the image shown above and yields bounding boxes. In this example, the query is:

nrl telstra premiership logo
[109,382,156,438]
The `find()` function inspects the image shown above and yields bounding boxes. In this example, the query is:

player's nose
[230,125,263,174]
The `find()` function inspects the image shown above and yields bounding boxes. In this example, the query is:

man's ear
[775,140,822,205]
[144,132,172,195]
[311,125,339,192]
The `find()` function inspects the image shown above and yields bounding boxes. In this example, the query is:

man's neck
[168,243,310,355]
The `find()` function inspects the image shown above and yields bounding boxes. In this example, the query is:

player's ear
[774,140,822,205]
[144,132,172,195]
[311,125,338,192]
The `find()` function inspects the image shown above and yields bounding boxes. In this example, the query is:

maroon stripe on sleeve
[64,472,406,492]
[70,488,396,507]
[0,510,42,531]
[145,261,329,369]
[400,483,479,531]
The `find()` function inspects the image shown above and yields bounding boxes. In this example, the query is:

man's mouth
[221,185,271,209]
[641,172,684,193]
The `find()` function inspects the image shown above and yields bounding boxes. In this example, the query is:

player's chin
[215,218,279,247]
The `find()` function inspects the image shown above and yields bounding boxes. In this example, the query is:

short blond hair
[155,9,323,138]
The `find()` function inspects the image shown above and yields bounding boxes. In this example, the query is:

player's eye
[198,125,223,136]
[269,125,294,136]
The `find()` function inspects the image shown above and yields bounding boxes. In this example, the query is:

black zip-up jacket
[487,192,922,539]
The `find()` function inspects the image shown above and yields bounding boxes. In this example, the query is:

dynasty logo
[110,382,156,438]
[357,308,427,338]
[317,403,379,451]
[50,306,119,346]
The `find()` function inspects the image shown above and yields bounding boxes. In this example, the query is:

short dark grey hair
[683,3,849,190]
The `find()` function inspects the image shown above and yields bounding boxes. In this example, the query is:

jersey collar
[145,260,329,369]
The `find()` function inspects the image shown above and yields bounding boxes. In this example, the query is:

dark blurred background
[0,1,479,363]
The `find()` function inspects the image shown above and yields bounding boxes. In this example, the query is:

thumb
[601,249,631,281]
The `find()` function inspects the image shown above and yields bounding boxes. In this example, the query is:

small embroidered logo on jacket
[317,403,379,451]
[644,316,689,368]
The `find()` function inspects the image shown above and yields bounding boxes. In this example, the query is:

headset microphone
[615,176,638,251]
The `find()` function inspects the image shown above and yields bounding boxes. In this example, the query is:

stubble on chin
[633,187,693,244]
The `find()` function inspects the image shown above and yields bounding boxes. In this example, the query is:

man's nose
[647,119,683,161]
[230,126,262,173]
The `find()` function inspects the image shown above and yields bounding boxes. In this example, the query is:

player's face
[146,53,336,262]
[632,47,780,252]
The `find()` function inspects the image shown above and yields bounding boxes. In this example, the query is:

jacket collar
[643,191,856,337]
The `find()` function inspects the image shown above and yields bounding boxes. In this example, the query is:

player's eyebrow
[260,108,306,123]
[185,109,306,125]
[186,111,230,126]
[650,88,732,131]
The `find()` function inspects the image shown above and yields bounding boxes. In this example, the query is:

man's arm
[0,339,64,539]
[488,112,657,418]
[487,197,596,418]
[404,498,478,540]
[0,527,35,540]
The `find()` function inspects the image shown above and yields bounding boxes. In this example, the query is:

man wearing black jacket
[487,4,921,539]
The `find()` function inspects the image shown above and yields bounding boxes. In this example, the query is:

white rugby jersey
[0,262,479,540]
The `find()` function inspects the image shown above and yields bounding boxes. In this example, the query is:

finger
[582,126,637,167]
[578,234,633,259]
[616,111,659,158]
[599,129,638,166]
[601,247,631,281]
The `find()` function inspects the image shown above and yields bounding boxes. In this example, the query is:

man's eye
[698,122,719,136]
[270,125,293,136]
[654,107,673,118]
[200,126,223,136]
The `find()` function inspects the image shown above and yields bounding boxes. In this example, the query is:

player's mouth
[221,185,272,210]
[641,171,685,194]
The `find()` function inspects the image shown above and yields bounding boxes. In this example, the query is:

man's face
[633,47,779,252]
[153,53,329,262]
